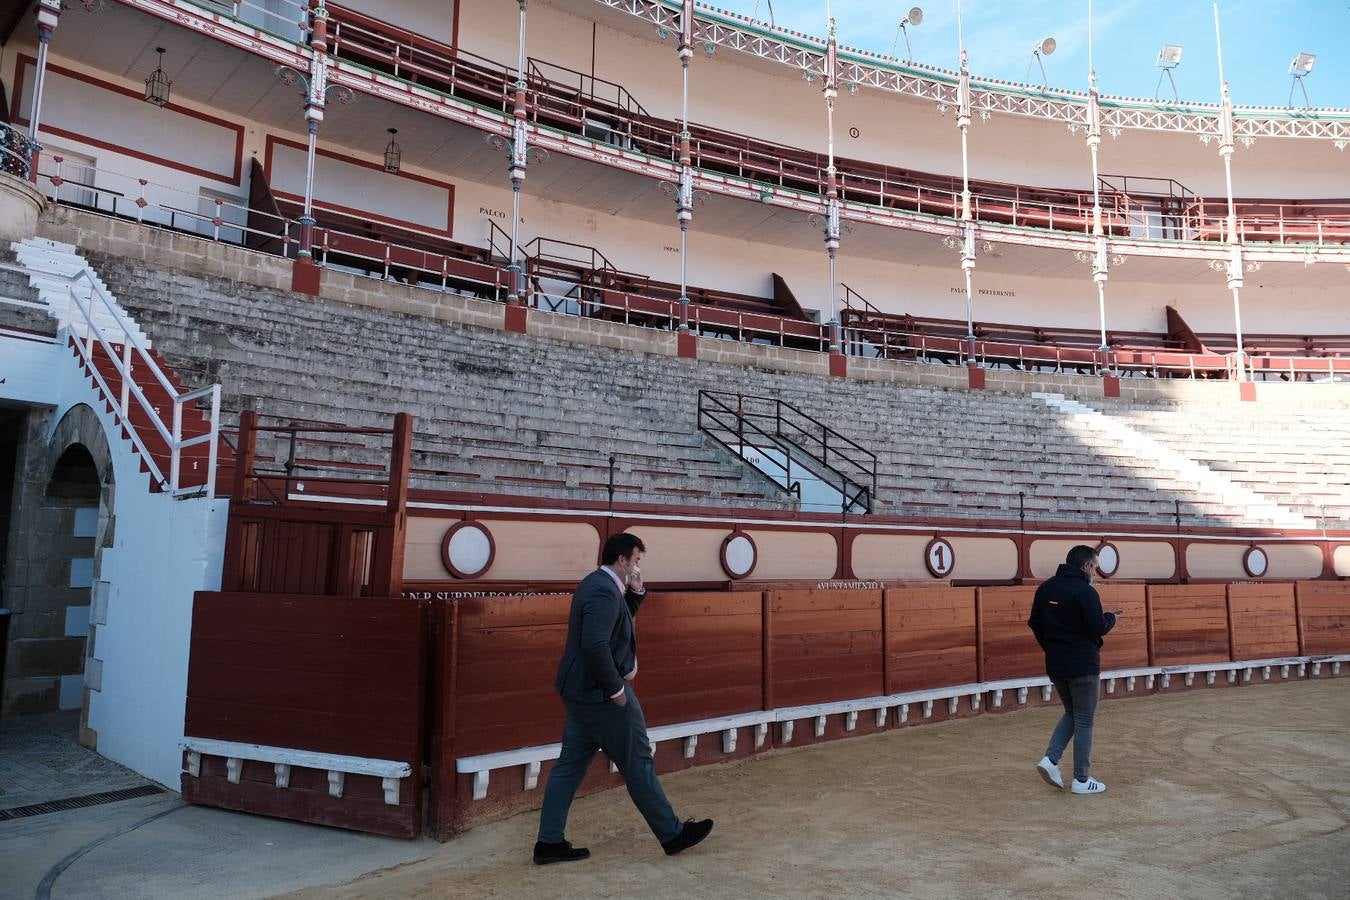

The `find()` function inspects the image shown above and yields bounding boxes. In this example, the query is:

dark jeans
[537,685,682,845]
[1045,674,1100,782]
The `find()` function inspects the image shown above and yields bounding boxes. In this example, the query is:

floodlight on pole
[1289,52,1315,108]
[1154,44,1182,101]
[889,7,923,61]
[1025,37,1056,88]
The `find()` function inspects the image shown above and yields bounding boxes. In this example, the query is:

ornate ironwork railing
[0,122,38,182]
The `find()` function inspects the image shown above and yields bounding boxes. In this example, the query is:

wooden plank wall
[183,592,425,837]
[1294,581,1350,654]
[978,586,1040,681]
[1097,584,1150,670]
[451,594,571,758]
[885,587,977,692]
[768,589,883,707]
[635,591,762,727]
[1146,584,1232,663]
[1227,584,1300,660]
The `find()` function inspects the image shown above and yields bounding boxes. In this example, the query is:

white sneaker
[1070,776,1107,795]
[1036,756,1064,790]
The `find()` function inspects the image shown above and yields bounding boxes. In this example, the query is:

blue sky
[718,1,1350,108]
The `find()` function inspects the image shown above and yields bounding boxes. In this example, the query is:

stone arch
[0,404,116,729]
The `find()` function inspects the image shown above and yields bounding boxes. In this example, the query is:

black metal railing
[697,390,875,513]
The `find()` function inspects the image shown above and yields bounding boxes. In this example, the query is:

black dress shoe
[662,818,714,856]
[533,839,591,865]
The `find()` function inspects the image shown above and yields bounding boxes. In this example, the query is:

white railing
[20,262,222,497]
[68,268,220,497]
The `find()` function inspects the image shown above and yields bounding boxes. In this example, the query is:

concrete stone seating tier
[1084,400,1350,524]
[81,248,1332,529]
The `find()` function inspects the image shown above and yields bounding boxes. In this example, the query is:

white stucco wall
[4,332,228,789]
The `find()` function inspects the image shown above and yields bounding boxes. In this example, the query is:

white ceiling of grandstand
[25,3,1350,291]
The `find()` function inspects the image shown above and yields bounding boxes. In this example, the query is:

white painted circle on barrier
[925,537,955,578]
[445,523,493,579]
[722,533,757,579]
[1097,543,1120,578]
[1243,546,1269,578]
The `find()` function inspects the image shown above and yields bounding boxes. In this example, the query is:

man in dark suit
[1027,544,1119,796]
[533,532,714,864]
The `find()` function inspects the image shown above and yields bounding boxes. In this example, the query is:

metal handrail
[26,262,222,497]
[697,391,802,504]
[698,390,873,513]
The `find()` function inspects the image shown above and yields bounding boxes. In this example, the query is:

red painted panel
[978,586,1041,681]
[768,590,883,706]
[1227,583,1299,660]
[1096,584,1149,670]
[183,592,425,837]
[1148,585,1231,663]
[1295,581,1350,654]
[880,588,977,696]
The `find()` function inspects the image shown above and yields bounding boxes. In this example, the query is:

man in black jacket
[533,532,714,864]
[1027,545,1118,795]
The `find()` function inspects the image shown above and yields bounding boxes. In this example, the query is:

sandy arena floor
[288,680,1350,900]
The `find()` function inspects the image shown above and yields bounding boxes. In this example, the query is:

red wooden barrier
[978,586,1040,681]
[884,587,977,692]
[1294,581,1350,654]
[1227,584,1300,660]
[1147,585,1232,664]
[182,592,426,837]
[768,590,883,706]
[635,591,763,726]
[451,593,571,758]
[1097,584,1150,670]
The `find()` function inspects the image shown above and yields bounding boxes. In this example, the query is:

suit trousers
[537,685,682,844]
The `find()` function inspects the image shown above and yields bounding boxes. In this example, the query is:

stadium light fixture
[890,7,923,61]
[1288,52,1315,108]
[144,47,171,107]
[1154,44,1182,101]
[1025,37,1056,89]
[383,128,401,174]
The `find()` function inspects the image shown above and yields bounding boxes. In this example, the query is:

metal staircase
[697,390,876,514]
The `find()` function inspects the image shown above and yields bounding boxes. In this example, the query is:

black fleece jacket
[1027,564,1117,679]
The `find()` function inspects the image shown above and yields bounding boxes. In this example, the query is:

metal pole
[27,0,62,178]
[676,0,695,331]
[823,13,842,354]
[1213,0,1247,380]
[506,0,529,305]
[956,1,977,345]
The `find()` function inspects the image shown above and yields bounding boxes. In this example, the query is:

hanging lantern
[383,127,401,174]
[144,47,171,107]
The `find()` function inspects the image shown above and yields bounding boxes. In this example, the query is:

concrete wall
[0,326,227,787]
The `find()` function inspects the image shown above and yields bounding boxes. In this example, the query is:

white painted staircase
[9,237,149,345]
[1032,392,1314,529]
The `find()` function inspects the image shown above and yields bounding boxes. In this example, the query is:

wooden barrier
[451,594,571,758]
[978,586,1040,681]
[884,587,977,692]
[182,592,426,837]
[1227,584,1300,660]
[1097,584,1150,670]
[1295,581,1350,654]
[768,589,884,707]
[635,591,763,727]
[1147,585,1232,664]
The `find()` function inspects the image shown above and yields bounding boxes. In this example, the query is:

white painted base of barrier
[181,737,412,806]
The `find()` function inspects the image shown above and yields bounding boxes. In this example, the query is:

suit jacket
[554,567,647,704]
